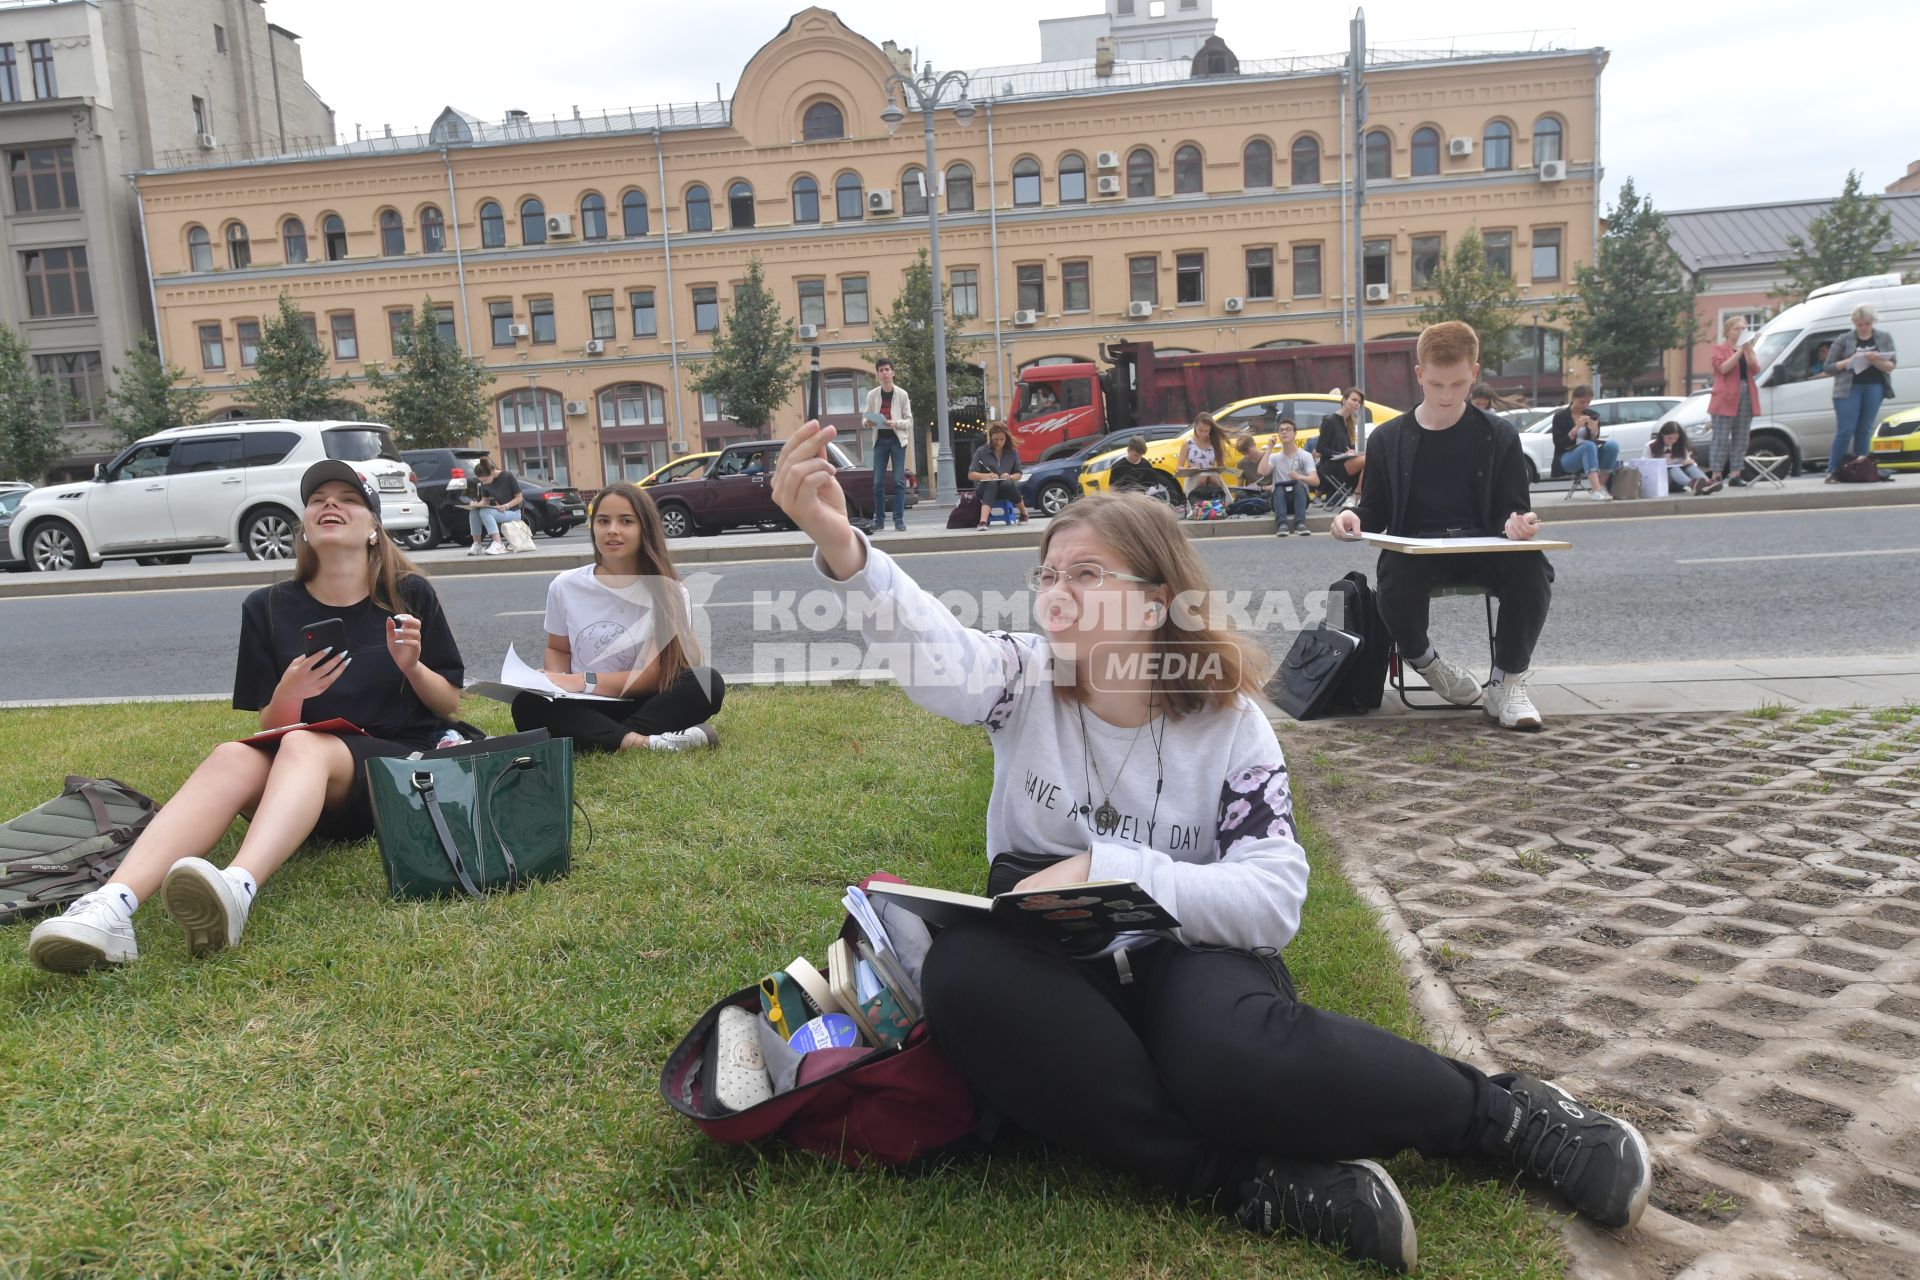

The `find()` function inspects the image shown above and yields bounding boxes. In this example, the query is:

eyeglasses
[1024,562,1156,592]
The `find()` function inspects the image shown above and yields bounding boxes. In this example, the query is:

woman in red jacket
[1707,315,1763,488]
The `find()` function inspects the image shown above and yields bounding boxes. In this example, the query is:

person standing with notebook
[771,419,1649,1274]
[862,357,914,533]
[27,462,467,973]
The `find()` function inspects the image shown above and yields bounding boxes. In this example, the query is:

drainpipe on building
[129,177,165,362]
[986,100,1006,418]
[1592,49,1604,278]
[440,149,473,357]
[1338,71,1350,345]
[654,126,686,453]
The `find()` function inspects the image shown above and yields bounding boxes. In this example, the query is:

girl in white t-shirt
[1178,413,1229,512]
[510,482,724,752]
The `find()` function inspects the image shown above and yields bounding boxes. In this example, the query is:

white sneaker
[1588,486,1613,501]
[484,540,507,556]
[160,857,252,956]
[27,890,137,972]
[648,724,719,752]
[1485,672,1544,731]
[466,542,485,556]
[1412,653,1482,706]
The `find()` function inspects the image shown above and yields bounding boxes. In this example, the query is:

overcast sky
[272,0,1918,213]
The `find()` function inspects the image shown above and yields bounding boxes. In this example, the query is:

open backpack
[0,777,159,924]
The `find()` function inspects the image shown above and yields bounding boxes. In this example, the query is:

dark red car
[644,439,875,538]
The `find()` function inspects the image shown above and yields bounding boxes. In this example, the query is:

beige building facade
[135,7,1604,489]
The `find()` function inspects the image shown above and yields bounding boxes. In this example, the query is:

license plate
[377,474,404,491]
[1871,440,1899,452]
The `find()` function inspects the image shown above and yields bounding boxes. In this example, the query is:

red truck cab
[1007,364,1107,462]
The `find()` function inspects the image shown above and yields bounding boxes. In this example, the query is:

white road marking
[1675,549,1908,565]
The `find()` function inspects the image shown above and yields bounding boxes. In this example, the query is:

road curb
[2,482,1912,599]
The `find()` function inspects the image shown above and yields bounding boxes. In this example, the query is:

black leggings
[921,924,1511,1205]
[510,666,725,753]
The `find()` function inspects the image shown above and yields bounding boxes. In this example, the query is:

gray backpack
[0,776,158,924]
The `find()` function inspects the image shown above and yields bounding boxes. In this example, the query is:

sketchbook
[867,880,1180,938]
[237,718,366,745]
[463,644,625,704]
[1364,533,1571,555]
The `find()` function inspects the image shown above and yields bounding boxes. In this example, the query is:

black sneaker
[1488,1074,1651,1229]
[1728,475,1750,488]
[1233,1156,1416,1273]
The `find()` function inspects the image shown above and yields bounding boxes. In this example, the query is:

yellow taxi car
[1869,405,1920,472]
[640,452,718,486]
[1078,392,1402,496]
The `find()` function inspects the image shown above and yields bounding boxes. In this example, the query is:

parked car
[401,449,588,549]
[6,420,426,572]
[644,439,872,538]
[642,452,718,487]
[1871,403,1920,472]
[1018,424,1187,516]
[0,489,27,571]
[1516,396,1684,483]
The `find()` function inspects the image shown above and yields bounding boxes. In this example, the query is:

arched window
[1243,139,1273,188]
[1411,128,1440,177]
[1290,135,1321,186]
[281,217,307,264]
[727,181,754,229]
[580,192,607,240]
[835,172,863,221]
[1533,116,1563,165]
[225,223,250,270]
[685,184,711,232]
[1484,120,1513,171]
[1363,130,1391,181]
[322,214,347,260]
[621,190,649,236]
[495,388,569,482]
[598,382,671,480]
[1173,144,1203,194]
[479,200,505,248]
[1126,148,1155,198]
[946,163,974,213]
[420,206,445,253]
[1012,157,1041,207]
[379,209,405,256]
[598,382,668,428]
[802,100,844,141]
[902,167,928,217]
[1058,153,1087,204]
[520,197,546,244]
[791,177,819,224]
[187,225,212,271]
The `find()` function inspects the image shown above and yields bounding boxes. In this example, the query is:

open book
[867,880,1180,937]
[237,718,365,746]
[464,644,625,704]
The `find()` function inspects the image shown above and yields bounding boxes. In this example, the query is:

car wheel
[542,520,570,538]
[398,524,436,552]
[1523,457,1540,485]
[657,502,695,539]
[1747,431,1798,478]
[28,520,96,572]
[242,509,296,560]
[1037,481,1074,516]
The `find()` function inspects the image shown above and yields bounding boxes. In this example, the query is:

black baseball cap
[299,459,383,525]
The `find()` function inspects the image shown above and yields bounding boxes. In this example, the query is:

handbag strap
[410,770,484,899]
[481,760,530,891]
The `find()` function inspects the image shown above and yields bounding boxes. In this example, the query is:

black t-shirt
[1315,412,1355,462]
[1854,335,1888,390]
[482,471,520,505]
[1108,458,1162,491]
[232,577,465,749]
[1401,421,1483,535]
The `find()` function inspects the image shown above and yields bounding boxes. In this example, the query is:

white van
[1747,275,1920,472]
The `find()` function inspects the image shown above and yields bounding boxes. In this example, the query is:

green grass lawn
[0,688,1565,1278]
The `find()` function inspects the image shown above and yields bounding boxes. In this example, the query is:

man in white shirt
[862,358,914,533]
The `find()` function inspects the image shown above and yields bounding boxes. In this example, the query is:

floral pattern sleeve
[1217,763,1299,855]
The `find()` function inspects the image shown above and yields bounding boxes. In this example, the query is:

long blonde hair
[1039,491,1270,718]
[293,516,421,616]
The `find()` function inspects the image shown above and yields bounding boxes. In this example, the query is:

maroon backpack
[659,875,977,1167]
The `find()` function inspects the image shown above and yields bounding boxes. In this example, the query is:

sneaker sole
[27,929,129,973]
[1544,1081,1652,1229]
[162,869,234,957]
[1350,1158,1419,1273]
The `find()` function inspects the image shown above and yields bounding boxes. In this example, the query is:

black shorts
[244,732,423,843]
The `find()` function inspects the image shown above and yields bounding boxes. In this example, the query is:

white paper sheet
[464,644,626,703]
[1363,532,1573,554]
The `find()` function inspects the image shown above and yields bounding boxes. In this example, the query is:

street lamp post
[882,62,975,503]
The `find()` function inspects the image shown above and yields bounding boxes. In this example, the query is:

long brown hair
[1039,491,1270,718]
[589,481,699,684]
[1190,413,1219,448]
[293,512,421,616]
[986,423,1013,453]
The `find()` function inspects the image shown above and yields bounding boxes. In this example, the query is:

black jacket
[1315,412,1358,465]
[1354,407,1533,537]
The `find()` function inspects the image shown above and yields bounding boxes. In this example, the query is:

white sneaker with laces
[466,542,485,556]
[1485,672,1544,731]
[160,857,252,956]
[1412,653,1482,706]
[27,890,137,972]
[648,724,719,752]
[1588,486,1613,501]
[484,539,507,556]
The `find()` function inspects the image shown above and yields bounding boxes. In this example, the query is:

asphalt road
[2,505,1913,704]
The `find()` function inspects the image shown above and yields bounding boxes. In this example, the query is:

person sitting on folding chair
[1175,413,1231,516]
[1331,321,1552,732]
[1550,387,1619,501]
[1314,388,1370,506]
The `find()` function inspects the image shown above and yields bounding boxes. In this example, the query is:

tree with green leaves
[364,297,494,449]
[868,248,983,480]
[101,334,209,449]
[250,292,356,420]
[1774,170,1915,304]
[1561,178,1694,395]
[1416,227,1522,369]
[0,324,68,483]
[689,257,799,432]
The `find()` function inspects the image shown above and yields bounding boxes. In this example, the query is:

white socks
[224,866,258,902]
[100,884,137,917]
[1409,647,1438,669]
[1490,667,1508,684]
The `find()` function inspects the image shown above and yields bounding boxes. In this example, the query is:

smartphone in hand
[302,617,346,659]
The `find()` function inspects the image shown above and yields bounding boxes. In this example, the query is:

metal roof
[1664,193,1920,274]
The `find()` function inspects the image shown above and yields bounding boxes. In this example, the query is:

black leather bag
[1268,627,1362,721]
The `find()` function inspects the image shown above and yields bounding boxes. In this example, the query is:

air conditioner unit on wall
[1095,174,1122,196]
[1096,150,1121,170]
[1012,309,1037,327]
[867,189,895,215]
[564,399,589,416]
[584,339,606,355]
[1448,137,1472,157]
[547,213,575,238]
[1223,296,1244,313]
[198,133,218,151]
[1126,300,1153,319]
[797,323,819,340]
[508,323,530,338]
[1365,284,1390,302]
[1538,159,1567,182]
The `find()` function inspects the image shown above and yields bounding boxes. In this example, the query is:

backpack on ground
[1267,572,1388,720]
[0,777,159,924]
[1833,456,1889,484]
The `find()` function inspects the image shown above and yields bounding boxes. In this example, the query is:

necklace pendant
[1094,801,1121,835]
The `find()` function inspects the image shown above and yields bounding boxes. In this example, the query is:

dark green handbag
[365,731,580,900]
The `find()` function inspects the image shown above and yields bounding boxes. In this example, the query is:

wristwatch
[583,671,598,694]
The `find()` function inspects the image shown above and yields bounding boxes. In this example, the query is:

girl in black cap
[27,461,467,974]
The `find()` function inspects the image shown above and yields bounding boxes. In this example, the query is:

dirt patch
[1665,942,1742,973]
[1800,942,1885,974]
[1704,922,1775,949]
[1576,994,1647,1027]
[1796,1053,1894,1091]
[1874,902,1920,929]
[1675,1021,1765,1057]
[1878,993,1920,1024]
[1757,964,1848,999]
[1623,1053,1720,1097]
[1742,901,1815,928]
[1837,921,1913,952]
[1615,902,1685,928]
[1651,1163,1746,1226]
[1698,1125,1814,1179]
[1839,1019,1920,1057]
[1751,1086,1853,1135]
[1838,1173,1920,1232]
[1576,923,1635,949]
[1723,991,1810,1024]
[1528,944,1608,974]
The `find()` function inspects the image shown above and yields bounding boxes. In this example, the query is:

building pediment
[731,7,896,149]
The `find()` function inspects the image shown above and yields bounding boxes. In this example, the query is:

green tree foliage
[250,293,357,420]
[364,298,494,449]
[689,257,800,432]
[1775,170,1915,304]
[868,248,984,475]
[101,335,209,449]
[1561,179,1694,394]
[0,324,68,482]
[1415,227,1522,369]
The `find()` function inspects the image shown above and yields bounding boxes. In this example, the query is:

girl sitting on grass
[770,419,1652,1273]
[29,461,466,973]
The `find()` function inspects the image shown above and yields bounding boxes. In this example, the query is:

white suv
[8,419,427,572]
